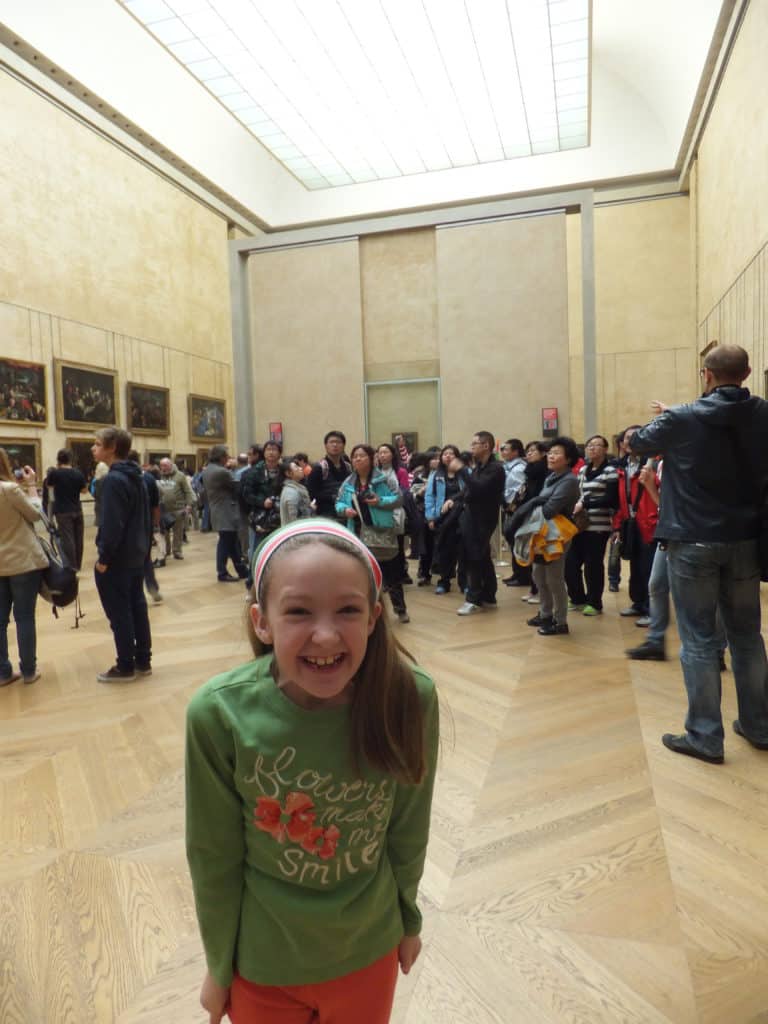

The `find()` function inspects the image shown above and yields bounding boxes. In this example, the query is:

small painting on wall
[174,453,196,473]
[0,358,47,426]
[0,437,43,477]
[188,394,226,443]
[196,447,211,468]
[54,359,118,431]
[391,432,418,455]
[127,382,170,436]
[146,450,171,466]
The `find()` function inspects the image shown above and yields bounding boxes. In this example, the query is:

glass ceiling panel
[121,0,590,190]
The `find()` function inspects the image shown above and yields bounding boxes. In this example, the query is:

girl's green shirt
[185,654,438,987]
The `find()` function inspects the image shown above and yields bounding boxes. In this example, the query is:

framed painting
[174,452,196,473]
[0,357,47,426]
[127,382,170,436]
[196,447,211,468]
[391,431,418,453]
[146,450,171,466]
[66,437,97,484]
[188,393,226,443]
[0,437,43,477]
[54,359,118,431]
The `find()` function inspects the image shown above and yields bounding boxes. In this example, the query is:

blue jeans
[0,570,43,679]
[667,539,768,756]
[648,546,727,649]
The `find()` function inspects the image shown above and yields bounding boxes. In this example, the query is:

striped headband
[251,520,384,601]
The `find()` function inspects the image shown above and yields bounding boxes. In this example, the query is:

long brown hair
[246,534,426,785]
[0,448,14,482]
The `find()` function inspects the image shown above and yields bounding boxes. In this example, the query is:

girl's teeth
[307,656,340,666]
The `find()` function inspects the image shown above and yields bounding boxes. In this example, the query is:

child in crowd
[186,519,439,1024]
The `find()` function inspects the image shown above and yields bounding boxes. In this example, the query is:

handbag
[352,494,398,561]
[571,507,590,533]
[619,477,645,561]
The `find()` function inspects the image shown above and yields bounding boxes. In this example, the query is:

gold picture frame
[188,393,226,444]
[127,381,170,436]
[54,359,119,431]
[0,357,48,426]
[0,436,43,476]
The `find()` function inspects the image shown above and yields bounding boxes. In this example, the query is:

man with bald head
[631,344,768,764]
[157,457,194,560]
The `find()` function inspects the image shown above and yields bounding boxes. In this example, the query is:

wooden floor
[2,527,768,1023]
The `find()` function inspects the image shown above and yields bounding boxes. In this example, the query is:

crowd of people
[3,343,768,1022]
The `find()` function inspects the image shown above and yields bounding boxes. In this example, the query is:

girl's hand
[344,508,357,519]
[398,934,422,975]
[427,520,436,530]
[200,972,230,1023]
[440,500,453,515]
[364,494,380,505]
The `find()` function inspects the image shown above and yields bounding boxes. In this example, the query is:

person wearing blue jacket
[424,445,466,595]
[336,444,409,623]
[92,428,152,683]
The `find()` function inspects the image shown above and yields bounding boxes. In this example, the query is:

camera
[13,468,23,480]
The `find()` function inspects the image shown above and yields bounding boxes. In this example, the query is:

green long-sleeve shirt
[185,654,438,987]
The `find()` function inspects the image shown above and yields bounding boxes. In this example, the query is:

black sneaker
[97,665,136,683]
[662,733,723,764]
[626,641,666,661]
[538,621,569,636]
[417,577,432,587]
[527,613,552,628]
[135,665,152,676]
[609,582,619,593]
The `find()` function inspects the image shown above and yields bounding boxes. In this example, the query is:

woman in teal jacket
[336,444,409,623]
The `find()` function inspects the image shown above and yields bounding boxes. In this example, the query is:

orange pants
[228,948,399,1024]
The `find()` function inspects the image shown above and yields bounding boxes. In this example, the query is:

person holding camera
[0,450,47,686]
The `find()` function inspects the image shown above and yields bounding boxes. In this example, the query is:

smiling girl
[186,520,438,1024]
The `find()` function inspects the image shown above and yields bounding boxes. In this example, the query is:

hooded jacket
[629,386,768,542]
[96,460,151,569]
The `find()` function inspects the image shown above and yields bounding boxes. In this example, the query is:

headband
[251,520,384,601]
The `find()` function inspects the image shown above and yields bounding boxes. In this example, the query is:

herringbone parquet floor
[2,528,767,1023]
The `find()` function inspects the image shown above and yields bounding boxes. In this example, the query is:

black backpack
[37,513,80,613]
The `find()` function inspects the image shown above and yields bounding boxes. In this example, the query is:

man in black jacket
[630,344,768,763]
[457,431,506,615]
[92,428,152,682]
[307,430,351,521]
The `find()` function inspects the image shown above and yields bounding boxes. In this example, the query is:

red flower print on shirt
[301,824,341,860]
[254,792,316,843]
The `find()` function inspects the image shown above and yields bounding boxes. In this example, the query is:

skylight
[121,0,590,190]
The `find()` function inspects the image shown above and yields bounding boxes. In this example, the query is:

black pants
[381,557,406,614]
[565,531,611,610]
[143,552,159,597]
[628,538,657,614]
[217,531,247,579]
[418,527,435,580]
[433,520,465,589]
[95,566,151,671]
[55,511,84,570]
[465,536,497,606]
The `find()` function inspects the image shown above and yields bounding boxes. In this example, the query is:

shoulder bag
[352,493,398,561]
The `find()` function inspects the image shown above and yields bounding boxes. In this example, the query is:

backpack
[37,513,80,614]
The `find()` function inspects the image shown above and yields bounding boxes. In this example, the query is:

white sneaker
[457,601,482,616]
[526,594,540,604]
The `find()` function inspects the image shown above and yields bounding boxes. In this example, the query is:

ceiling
[120,0,590,190]
[0,0,733,230]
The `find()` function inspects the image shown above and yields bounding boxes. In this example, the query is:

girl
[337,445,410,624]
[186,519,438,1024]
[278,457,314,525]
[375,444,411,586]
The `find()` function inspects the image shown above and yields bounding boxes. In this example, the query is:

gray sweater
[538,469,580,520]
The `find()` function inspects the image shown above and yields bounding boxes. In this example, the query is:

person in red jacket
[611,427,659,623]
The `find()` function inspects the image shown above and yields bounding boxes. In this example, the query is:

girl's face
[286,461,304,482]
[429,455,440,472]
[376,446,392,468]
[526,446,543,463]
[251,544,381,709]
[351,449,372,476]
[441,448,456,467]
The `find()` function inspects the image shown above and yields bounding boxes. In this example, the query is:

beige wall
[695,0,768,324]
[437,213,570,447]
[693,0,768,387]
[0,71,234,465]
[248,242,365,454]
[567,196,695,441]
